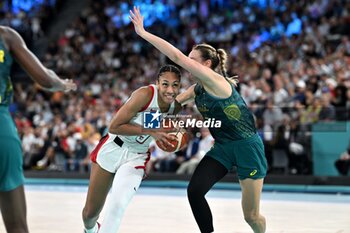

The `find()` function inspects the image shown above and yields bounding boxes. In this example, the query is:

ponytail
[193,44,239,86]
[217,48,239,86]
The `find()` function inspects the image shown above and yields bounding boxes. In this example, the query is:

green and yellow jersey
[194,82,256,143]
[0,37,13,106]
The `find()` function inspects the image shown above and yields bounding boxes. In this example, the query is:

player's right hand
[149,131,177,148]
[61,79,77,92]
[129,6,146,37]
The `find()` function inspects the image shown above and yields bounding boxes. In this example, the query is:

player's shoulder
[134,85,156,97]
[127,85,156,112]
[0,26,9,33]
[0,26,21,47]
[0,26,17,38]
[0,26,9,41]
[130,85,154,104]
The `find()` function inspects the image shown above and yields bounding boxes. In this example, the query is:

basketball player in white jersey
[82,64,182,233]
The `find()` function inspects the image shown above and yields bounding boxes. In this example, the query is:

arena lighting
[4,0,56,14]
[110,1,169,28]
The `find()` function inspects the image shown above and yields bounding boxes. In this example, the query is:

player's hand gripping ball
[156,130,189,153]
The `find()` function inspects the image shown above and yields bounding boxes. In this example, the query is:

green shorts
[0,106,24,191]
[206,133,267,180]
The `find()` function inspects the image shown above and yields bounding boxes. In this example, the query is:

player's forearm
[15,53,66,91]
[108,123,155,136]
[177,96,194,106]
[39,69,66,91]
[176,92,194,106]
[109,123,141,135]
[176,85,195,105]
[141,31,183,65]
[108,123,169,139]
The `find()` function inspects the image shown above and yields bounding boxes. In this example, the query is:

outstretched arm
[176,84,196,105]
[4,26,76,92]
[129,7,225,90]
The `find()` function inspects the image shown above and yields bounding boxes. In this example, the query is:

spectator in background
[271,125,289,174]
[176,127,214,175]
[300,97,322,125]
[335,142,350,176]
[273,74,289,107]
[262,98,283,128]
[336,36,350,56]
[319,93,336,121]
[288,120,310,175]
[332,83,348,121]
[22,125,36,166]
[65,132,88,172]
[293,79,307,106]
[148,139,176,173]
[347,89,350,120]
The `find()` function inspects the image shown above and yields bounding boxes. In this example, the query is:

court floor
[1,184,350,233]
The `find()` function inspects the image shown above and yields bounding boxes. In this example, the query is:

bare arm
[108,87,152,135]
[176,84,196,105]
[4,27,76,92]
[173,100,183,114]
[108,87,176,145]
[129,7,228,95]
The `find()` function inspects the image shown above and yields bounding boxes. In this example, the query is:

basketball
[156,130,188,153]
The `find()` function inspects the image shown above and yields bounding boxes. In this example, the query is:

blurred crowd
[0,0,64,46]
[3,0,350,175]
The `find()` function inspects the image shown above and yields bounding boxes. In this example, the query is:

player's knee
[187,183,198,199]
[187,183,205,200]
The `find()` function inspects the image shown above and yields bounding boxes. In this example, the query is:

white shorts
[90,134,150,173]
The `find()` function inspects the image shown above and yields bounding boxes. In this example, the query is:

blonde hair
[193,43,238,86]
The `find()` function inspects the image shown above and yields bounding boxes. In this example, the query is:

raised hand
[129,6,146,36]
[61,79,77,92]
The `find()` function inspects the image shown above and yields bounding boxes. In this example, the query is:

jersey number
[136,135,150,144]
[0,50,4,63]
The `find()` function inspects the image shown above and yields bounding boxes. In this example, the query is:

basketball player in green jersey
[130,7,267,233]
[0,26,76,233]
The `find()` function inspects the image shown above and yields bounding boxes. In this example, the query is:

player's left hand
[61,79,77,92]
[129,6,146,36]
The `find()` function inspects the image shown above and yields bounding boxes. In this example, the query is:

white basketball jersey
[116,84,175,153]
